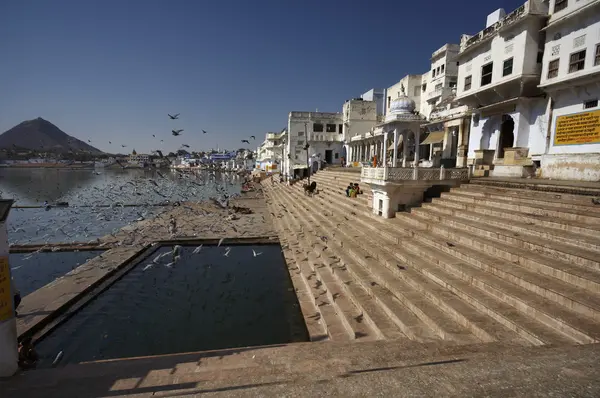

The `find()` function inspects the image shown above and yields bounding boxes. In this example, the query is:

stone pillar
[415,129,421,166]
[383,132,388,168]
[393,129,398,167]
[402,132,409,167]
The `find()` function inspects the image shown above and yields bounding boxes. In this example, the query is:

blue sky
[0,0,525,154]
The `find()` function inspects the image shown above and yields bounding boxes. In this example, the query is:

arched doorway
[480,118,494,150]
[406,131,416,163]
[497,115,514,159]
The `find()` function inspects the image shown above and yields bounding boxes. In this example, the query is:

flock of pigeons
[167,112,257,147]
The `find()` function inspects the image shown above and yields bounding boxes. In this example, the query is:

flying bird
[250,135,256,140]
[168,113,180,120]
[252,249,262,257]
[172,129,183,136]
[202,130,207,134]
[121,144,127,148]
[181,144,190,148]
[241,139,250,144]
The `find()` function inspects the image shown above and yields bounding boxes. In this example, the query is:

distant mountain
[0,117,103,153]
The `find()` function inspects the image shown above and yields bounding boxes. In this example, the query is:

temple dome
[389,95,416,115]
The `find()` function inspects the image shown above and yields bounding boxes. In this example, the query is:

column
[402,132,409,167]
[383,132,388,168]
[415,129,421,166]
[392,129,398,167]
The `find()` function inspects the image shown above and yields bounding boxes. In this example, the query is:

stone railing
[460,2,529,53]
[361,166,470,182]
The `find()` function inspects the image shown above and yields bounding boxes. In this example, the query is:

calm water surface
[0,168,242,245]
[35,244,308,366]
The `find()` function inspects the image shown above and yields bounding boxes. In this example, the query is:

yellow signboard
[0,257,12,321]
[554,109,600,146]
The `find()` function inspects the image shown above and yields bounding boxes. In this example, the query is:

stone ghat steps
[469,179,600,197]
[266,188,422,343]
[265,183,492,346]
[308,172,371,206]
[293,182,598,345]
[275,175,600,346]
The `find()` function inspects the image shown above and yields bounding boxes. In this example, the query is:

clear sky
[0,0,525,154]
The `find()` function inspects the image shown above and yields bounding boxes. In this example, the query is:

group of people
[345,183,362,198]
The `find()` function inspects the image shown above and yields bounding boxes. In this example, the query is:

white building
[422,44,460,118]
[343,97,380,165]
[538,0,600,181]
[285,111,343,178]
[128,150,150,165]
[256,131,285,172]
[456,1,549,178]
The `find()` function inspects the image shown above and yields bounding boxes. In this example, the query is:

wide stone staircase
[263,169,600,349]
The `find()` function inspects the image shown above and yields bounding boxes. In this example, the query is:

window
[414,86,420,96]
[338,124,343,134]
[503,58,513,76]
[435,83,443,91]
[432,70,436,78]
[441,64,445,73]
[422,83,427,92]
[464,75,472,91]
[584,99,598,109]
[481,63,493,86]
[298,131,304,136]
[334,153,339,159]
[387,96,391,108]
[569,49,586,73]
[326,124,336,132]
[595,44,600,66]
[313,123,323,132]
[449,81,457,89]
[297,140,303,145]
[554,0,568,13]
[547,59,559,78]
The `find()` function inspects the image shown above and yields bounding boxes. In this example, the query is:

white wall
[343,100,378,140]
[457,19,542,98]
[539,8,600,87]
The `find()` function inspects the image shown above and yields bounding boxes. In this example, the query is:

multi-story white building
[284,111,343,177]
[423,44,460,115]
[538,0,600,181]
[457,1,549,177]
[256,131,285,172]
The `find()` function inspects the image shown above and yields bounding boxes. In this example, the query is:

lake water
[0,168,242,245]
[34,244,308,367]
[1,168,243,299]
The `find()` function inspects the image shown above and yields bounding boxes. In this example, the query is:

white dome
[390,96,416,115]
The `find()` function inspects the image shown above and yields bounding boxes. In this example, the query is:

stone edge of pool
[14,193,295,344]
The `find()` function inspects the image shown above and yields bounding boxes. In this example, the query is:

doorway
[497,116,515,159]
[325,150,333,164]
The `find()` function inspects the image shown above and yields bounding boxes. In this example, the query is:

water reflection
[1,168,243,244]
[35,244,308,367]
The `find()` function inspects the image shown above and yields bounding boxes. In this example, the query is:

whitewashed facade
[423,44,460,117]
[456,1,549,177]
[538,0,600,181]
[256,131,285,172]
[285,112,343,178]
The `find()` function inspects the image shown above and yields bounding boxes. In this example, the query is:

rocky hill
[0,117,102,153]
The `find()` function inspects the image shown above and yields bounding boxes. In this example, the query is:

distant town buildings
[257,0,600,182]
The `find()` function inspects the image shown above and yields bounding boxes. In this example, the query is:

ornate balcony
[459,2,534,54]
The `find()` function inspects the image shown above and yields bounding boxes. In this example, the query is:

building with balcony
[256,131,285,172]
[456,1,549,178]
[538,0,600,181]
[284,112,343,178]
[424,43,460,113]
